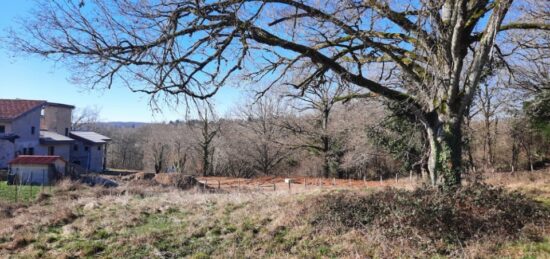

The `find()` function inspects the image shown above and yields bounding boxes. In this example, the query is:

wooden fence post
[218,180,221,190]
[304,178,306,189]
[14,177,18,203]
[273,183,276,191]
[42,170,45,193]
[288,180,291,192]
[29,173,33,202]
[332,178,335,186]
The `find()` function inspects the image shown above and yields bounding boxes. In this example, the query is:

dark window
[31,126,35,135]
[65,128,69,136]
[0,125,5,133]
[84,146,89,152]
[29,148,34,155]
[73,145,78,151]
[48,146,55,155]
[23,148,27,155]
[97,146,101,151]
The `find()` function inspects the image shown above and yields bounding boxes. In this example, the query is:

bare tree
[237,95,291,175]
[192,108,220,177]
[151,142,169,174]
[283,73,352,178]
[172,139,189,174]
[9,0,550,187]
[72,106,101,131]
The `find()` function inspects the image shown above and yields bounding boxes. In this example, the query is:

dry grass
[0,171,549,258]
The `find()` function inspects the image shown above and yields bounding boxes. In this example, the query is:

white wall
[36,144,71,162]
[11,164,51,185]
[70,141,106,172]
[0,108,41,168]
[0,141,14,169]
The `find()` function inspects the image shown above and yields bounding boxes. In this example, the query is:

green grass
[0,181,50,203]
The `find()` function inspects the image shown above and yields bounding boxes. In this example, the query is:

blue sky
[0,1,243,122]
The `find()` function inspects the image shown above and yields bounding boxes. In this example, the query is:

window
[31,126,35,135]
[73,145,78,151]
[22,148,27,155]
[65,128,69,136]
[84,146,89,152]
[0,125,5,134]
[48,146,55,155]
[29,148,34,155]
[97,146,101,151]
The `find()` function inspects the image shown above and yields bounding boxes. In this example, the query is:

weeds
[307,183,550,255]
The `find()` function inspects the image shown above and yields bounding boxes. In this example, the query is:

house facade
[0,99,110,172]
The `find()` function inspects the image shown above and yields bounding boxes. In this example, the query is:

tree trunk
[425,119,462,188]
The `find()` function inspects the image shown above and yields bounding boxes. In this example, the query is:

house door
[48,146,55,156]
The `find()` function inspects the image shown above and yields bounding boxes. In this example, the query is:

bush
[307,184,550,254]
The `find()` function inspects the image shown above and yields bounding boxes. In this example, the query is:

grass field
[0,181,51,203]
[0,171,549,258]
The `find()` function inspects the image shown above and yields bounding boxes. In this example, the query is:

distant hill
[98,121,149,128]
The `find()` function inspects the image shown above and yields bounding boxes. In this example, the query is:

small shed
[8,155,67,185]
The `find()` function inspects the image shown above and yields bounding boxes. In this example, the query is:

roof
[9,155,66,165]
[70,131,111,144]
[46,102,75,109]
[40,130,74,144]
[0,99,45,121]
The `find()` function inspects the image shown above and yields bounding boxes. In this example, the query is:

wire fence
[0,169,54,203]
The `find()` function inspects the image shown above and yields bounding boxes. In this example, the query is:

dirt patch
[123,172,155,181]
[154,173,206,190]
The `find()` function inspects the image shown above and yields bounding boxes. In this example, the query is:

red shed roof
[0,99,45,121]
[9,155,66,165]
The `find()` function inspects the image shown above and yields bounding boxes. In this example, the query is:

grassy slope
[0,173,550,258]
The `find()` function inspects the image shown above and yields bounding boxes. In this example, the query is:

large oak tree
[8,0,549,187]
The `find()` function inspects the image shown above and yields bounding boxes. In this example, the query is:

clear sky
[0,1,243,122]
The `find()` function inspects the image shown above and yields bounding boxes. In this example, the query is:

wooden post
[218,180,221,189]
[363,176,367,186]
[14,178,18,203]
[29,173,33,201]
[205,179,208,190]
[348,177,351,187]
[288,180,291,192]
[409,170,413,182]
[304,178,306,189]
[332,177,335,186]
[42,170,45,193]
[395,173,398,183]
[273,183,276,191]
[380,175,383,184]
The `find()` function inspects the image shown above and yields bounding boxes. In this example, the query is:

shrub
[307,184,550,254]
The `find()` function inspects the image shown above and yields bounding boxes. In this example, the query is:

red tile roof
[0,99,45,121]
[9,155,66,165]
